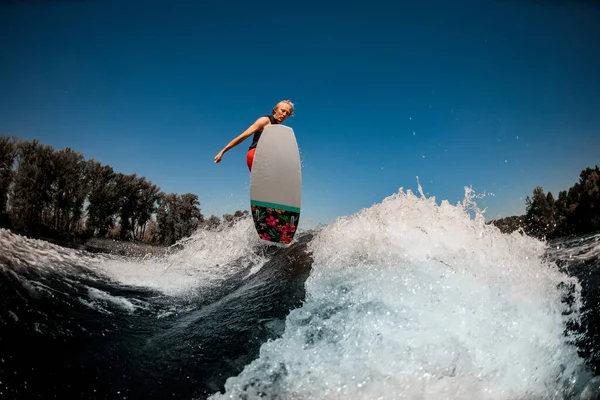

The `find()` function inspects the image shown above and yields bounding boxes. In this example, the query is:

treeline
[490,166,600,240]
[0,136,247,246]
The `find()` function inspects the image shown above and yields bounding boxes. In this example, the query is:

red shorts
[246,148,256,172]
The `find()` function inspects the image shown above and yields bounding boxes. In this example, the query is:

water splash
[210,186,591,400]
[91,218,270,297]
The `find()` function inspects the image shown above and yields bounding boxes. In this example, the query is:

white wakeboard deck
[249,124,302,245]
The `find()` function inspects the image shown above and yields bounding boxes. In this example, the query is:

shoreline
[2,227,168,258]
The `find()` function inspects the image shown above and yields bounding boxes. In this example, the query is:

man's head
[272,100,295,123]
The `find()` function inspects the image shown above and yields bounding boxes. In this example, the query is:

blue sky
[1,0,598,228]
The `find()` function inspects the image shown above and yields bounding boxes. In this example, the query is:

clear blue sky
[1,0,598,228]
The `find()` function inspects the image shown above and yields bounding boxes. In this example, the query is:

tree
[553,190,571,237]
[569,166,600,234]
[156,193,178,245]
[0,136,18,222]
[178,193,203,238]
[51,147,88,233]
[222,210,249,226]
[525,186,556,239]
[133,179,161,241]
[85,160,119,237]
[115,173,139,240]
[203,215,222,230]
[156,192,203,245]
[11,139,56,232]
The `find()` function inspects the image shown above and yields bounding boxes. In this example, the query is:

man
[214,100,294,171]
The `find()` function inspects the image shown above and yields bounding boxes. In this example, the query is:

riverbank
[2,228,168,258]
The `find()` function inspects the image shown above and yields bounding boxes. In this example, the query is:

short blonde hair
[273,99,295,117]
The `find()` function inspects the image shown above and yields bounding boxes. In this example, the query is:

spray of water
[209,185,591,400]
[0,228,148,319]
[93,217,270,297]
[0,229,99,272]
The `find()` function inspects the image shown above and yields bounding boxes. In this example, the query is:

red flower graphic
[265,215,279,226]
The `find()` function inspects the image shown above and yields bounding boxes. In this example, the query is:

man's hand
[214,151,224,163]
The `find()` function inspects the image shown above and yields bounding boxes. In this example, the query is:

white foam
[210,186,591,400]
[0,229,100,272]
[92,218,270,297]
[85,286,143,314]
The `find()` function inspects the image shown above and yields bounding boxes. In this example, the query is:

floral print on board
[251,204,300,244]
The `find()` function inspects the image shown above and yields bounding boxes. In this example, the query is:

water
[1,186,599,399]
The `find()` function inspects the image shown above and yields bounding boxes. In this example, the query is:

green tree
[553,190,571,237]
[51,147,88,233]
[178,193,203,238]
[0,136,18,222]
[85,160,119,237]
[222,210,249,226]
[156,193,178,245]
[156,192,203,245]
[11,139,56,232]
[115,173,139,240]
[569,166,600,234]
[132,178,161,241]
[203,215,222,230]
[525,186,556,239]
